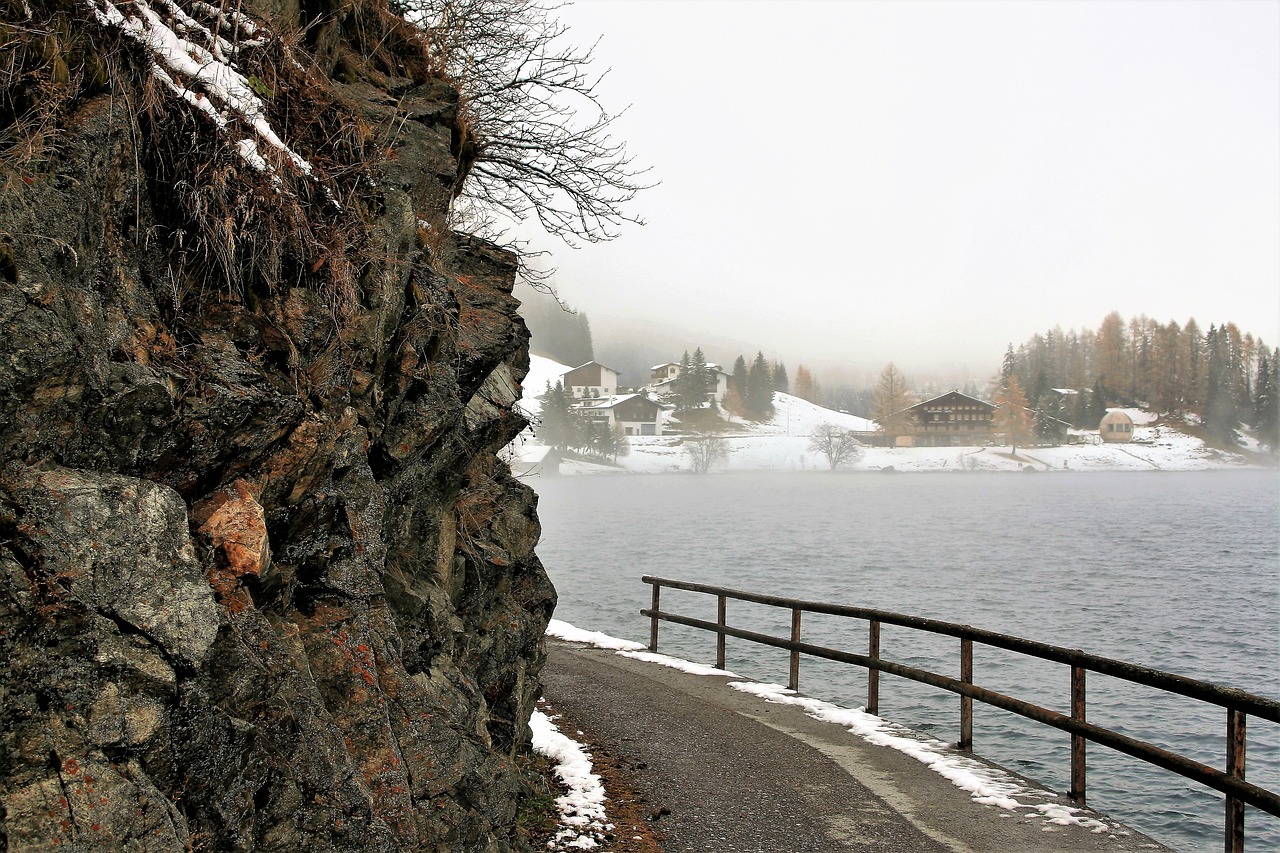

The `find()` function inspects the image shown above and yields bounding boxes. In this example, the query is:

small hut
[1099,410,1135,443]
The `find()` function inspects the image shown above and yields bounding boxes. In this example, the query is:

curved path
[542,640,1172,853]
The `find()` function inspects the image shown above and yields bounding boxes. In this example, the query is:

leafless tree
[397,0,651,250]
[685,433,727,474]
[808,423,861,470]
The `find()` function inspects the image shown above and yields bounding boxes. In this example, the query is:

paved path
[542,640,1173,853]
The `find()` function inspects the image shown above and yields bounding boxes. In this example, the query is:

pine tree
[537,381,580,450]
[1089,377,1108,426]
[1260,348,1280,452]
[1204,324,1239,444]
[690,347,711,408]
[671,350,694,412]
[772,362,789,394]
[746,351,774,419]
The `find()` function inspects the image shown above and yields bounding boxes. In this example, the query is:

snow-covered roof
[1051,388,1080,395]
[649,362,680,371]
[570,393,654,411]
[909,390,993,410]
[568,360,619,374]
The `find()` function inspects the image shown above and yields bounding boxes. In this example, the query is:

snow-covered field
[511,355,1266,475]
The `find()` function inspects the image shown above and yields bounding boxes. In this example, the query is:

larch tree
[872,362,912,445]
[794,365,822,404]
[992,375,1034,453]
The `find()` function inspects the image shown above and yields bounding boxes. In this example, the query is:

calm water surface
[531,469,1280,853]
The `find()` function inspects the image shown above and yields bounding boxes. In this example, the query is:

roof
[908,390,994,411]
[564,360,619,375]
[649,362,680,371]
[570,393,661,412]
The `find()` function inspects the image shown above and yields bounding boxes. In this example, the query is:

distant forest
[516,286,593,368]
[517,288,1278,449]
[1004,312,1277,446]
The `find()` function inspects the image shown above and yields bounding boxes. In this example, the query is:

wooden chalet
[572,393,665,436]
[906,391,996,447]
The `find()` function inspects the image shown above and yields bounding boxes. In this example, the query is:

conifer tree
[690,347,711,407]
[1204,324,1239,444]
[992,375,1034,453]
[1258,349,1280,452]
[872,362,912,444]
[1089,377,1109,426]
[794,365,822,404]
[746,352,774,419]
[731,355,748,404]
[537,381,580,450]
[772,362,789,394]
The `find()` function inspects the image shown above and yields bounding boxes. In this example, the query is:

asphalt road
[541,640,1173,853]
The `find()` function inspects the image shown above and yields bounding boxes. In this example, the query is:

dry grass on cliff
[2,0,454,328]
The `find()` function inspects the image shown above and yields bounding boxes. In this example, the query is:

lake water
[530,469,1280,853]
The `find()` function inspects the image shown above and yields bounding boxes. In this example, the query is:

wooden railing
[641,575,1280,853]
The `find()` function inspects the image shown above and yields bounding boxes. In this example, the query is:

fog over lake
[532,469,1280,853]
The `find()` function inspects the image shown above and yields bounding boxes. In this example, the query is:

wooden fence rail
[640,575,1280,853]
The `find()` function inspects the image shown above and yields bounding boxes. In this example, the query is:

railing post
[1070,665,1086,805]
[648,582,660,652]
[788,607,802,691]
[867,619,880,715]
[1226,709,1245,853]
[716,594,727,669]
[959,638,973,751]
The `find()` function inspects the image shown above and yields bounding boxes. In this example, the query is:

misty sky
[516,0,1279,375]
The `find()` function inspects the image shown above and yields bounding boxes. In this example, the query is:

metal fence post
[788,607,802,691]
[648,582,660,652]
[867,619,880,715]
[716,594,727,669]
[959,638,973,751]
[1226,709,1246,853]
[1071,665,1086,805]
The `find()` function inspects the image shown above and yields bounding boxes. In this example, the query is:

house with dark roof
[905,391,996,447]
[572,393,666,436]
[561,361,619,399]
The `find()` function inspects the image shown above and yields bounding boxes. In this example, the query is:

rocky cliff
[0,1,556,849]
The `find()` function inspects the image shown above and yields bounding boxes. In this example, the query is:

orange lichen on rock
[195,480,270,610]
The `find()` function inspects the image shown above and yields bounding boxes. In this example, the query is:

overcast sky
[518,0,1279,375]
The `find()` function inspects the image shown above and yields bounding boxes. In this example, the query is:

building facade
[906,391,996,447]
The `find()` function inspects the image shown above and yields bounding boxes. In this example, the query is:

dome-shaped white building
[1099,410,1135,443]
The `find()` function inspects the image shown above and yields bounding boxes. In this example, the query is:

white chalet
[561,361,619,399]
[647,361,730,408]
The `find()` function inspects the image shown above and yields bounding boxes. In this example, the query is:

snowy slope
[509,357,1263,474]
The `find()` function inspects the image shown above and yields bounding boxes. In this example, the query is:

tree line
[1003,312,1277,448]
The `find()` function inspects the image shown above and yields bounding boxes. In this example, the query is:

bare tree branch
[395,0,652,254]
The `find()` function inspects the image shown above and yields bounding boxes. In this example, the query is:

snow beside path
[729,681,1111,832]
[511,355,1264,475]
[548,620,1119,837]
[530,705,611,850]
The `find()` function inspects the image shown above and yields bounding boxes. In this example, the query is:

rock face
[0,1,555,850]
